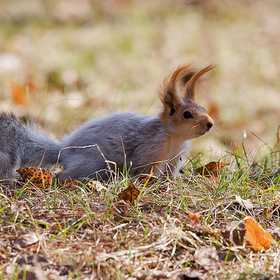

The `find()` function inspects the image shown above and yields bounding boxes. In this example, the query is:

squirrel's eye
[183,111,193,119]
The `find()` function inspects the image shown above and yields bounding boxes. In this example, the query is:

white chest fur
[172,140,191,177]
[157,139,191,178]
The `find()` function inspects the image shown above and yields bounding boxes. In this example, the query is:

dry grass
[0,146,280,279]
[1,0,280,157]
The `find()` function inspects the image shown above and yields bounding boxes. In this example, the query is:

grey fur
[0,112,61,183]
[0,112,186,182]
[59,113,170,181]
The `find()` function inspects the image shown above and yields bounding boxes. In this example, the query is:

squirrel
[0,64,214,184]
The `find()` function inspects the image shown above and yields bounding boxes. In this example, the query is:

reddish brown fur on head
[159,64,214,140]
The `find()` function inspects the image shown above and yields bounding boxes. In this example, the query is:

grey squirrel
[0,64,214,184]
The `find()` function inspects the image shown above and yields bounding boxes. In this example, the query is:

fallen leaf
[195,161,227,177]
[245,217,273,251]
[17,167,52,188]
[118,181,140,205]
[188,213,201,225]
[11,82,27,105]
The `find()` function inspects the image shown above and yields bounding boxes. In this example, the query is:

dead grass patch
[1,149,280,279]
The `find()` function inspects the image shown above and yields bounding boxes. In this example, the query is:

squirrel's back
[59,112,169,180]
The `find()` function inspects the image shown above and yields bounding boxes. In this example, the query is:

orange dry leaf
[17,167,52,188]
[118,181,140,205]
[195,161,227,177]
[11,77,37,105]
[245,217,273,251]
[188,213,201,225]
[11,82,27,105]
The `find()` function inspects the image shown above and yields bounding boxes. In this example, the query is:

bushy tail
[0,112,62,182]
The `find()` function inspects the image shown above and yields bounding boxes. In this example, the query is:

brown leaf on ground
[188,213,201,225]
[195,161,227,177]
[245,217,273,251]
[118,181,140,205]
[17,167,52,188]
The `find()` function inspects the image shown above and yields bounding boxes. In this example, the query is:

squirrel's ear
[159,64,214,114]
[184,65,214,100]
[159,65,192,115]
[159,87,181,116]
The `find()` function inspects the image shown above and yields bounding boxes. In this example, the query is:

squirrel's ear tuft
[159,64,214,116]
[159,64,192,115]
[184,65,214,100]
[159,86,181,116]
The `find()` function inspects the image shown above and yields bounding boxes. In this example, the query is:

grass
[0,142,280,279]
[1,0,280,153]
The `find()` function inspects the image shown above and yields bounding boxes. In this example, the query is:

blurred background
[0,0,279,161]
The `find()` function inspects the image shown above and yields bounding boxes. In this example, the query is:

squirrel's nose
[206,117,214,131]
[207,122,213,130]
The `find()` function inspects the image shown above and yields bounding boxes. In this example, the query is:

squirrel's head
[159,64,214,140]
